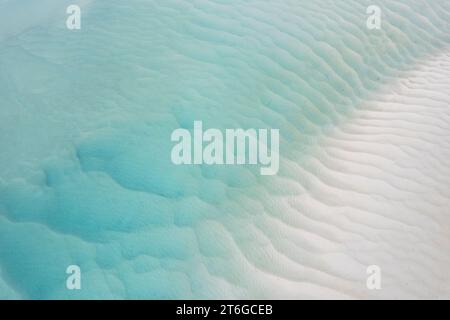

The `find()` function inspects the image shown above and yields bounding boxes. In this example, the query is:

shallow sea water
[0,0,449,299]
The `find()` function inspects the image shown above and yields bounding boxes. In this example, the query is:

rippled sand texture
[0,0,449,299]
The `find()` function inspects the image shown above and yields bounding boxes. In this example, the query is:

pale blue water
[0,0,449,299]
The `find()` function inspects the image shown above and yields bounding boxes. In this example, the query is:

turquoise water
[0,0,449,299]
